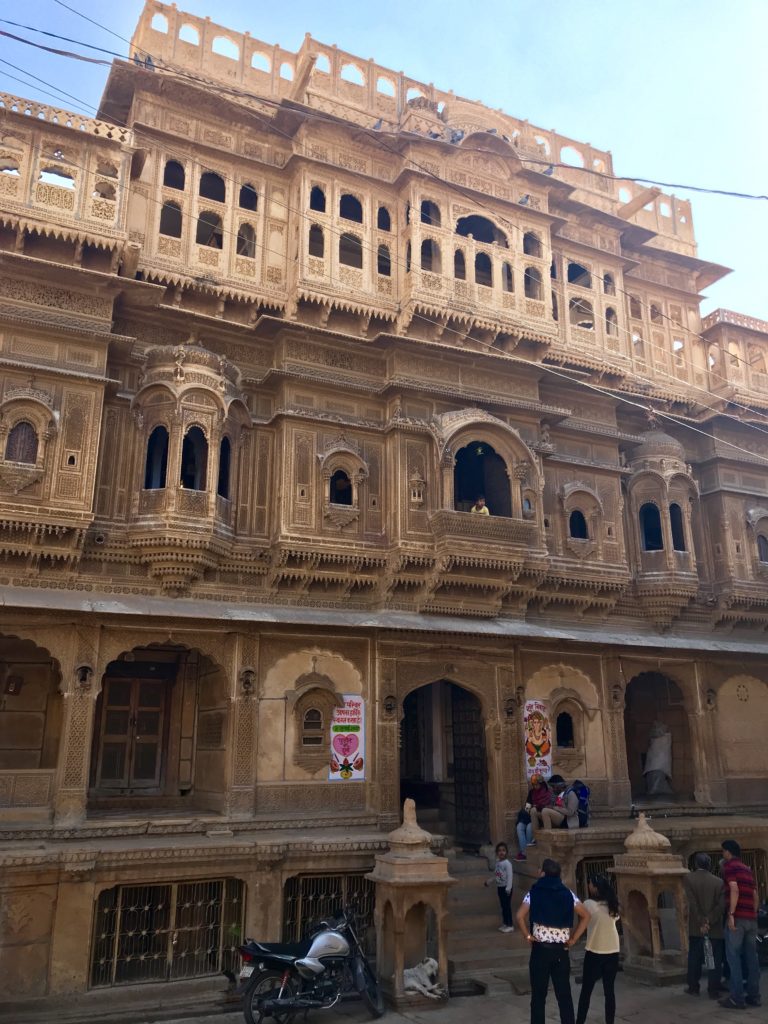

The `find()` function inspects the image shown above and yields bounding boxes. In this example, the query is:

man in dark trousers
[683,852,725,998]
[516,858,591,1024]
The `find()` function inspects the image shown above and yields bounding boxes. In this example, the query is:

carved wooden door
[451,685,490,850]
[95,677,167,791]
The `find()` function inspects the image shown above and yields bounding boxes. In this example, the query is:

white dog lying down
[402,957,446,999]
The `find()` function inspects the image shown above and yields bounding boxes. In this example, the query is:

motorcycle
[237,907,384,1024]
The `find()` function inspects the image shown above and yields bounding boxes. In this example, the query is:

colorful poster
[523,699,552,780]
[329,694,365,781]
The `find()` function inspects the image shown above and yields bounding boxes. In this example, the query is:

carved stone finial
[385,798,433,854]
[624,812,671,851]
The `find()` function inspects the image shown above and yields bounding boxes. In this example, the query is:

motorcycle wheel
[359,959,385,1019]
[243,969,297,1024]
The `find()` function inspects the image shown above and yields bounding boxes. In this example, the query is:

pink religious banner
[329,694,365,781]
[523,699,552,780]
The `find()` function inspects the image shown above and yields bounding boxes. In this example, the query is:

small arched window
[159,201,182,238]
[144,426,169,489]
[377,206,391,231]
[669,502,686,552]
[606,307,619,336]
[377,244,391,276]
[523,231,542,257]
[454,249,466,280]
[339,233,363,269]
[302,708,324,746]
[329,469,352,505]
[524,267,542,300]
[569,509,589,540]
[217,436,231,499]
[603,272,616,295]
[196,211,223,247]
[310,186,326,212]
[502,263,514,293]
[556,712,575,748]
[405,241,411,273]
[639,502,664,552]
[629,294,643,319]
[550,259,558,280]
[421,239,441,273]
[567,261,592,288]
[199,171,225,203]
[475,252,492,287]
[180,426,208,490]
[650,303,663,324]
[339,193,363,223]
[163,160,185,190]
[4,421,38,464]
[239,183,258,210]
[758,535,768,563]
[308,224,325,258]
[236,223,256,258]
[569,297,594,330]
[421,200,441,227]
[551,291,559,322]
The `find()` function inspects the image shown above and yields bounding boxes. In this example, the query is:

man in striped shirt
[719,839,761,1010]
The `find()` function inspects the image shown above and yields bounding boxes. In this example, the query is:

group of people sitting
[515,774,590,861]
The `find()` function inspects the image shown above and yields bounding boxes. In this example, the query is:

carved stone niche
[287,665,344,773]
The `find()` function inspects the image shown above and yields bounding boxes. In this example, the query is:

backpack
[564,781,590,828]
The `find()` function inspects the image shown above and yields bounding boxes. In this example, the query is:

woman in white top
[575,875,621,1024]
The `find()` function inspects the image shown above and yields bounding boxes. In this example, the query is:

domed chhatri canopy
[632,430,686,463]
[623,812,672,851]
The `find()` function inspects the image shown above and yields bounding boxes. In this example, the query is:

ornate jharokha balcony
[428,509,540,547]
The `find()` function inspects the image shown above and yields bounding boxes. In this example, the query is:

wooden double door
[94,676,169,792]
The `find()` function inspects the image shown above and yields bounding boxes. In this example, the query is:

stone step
[448,947,529,975]
[448,929,524,954]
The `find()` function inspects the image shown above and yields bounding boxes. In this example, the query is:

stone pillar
[48,865,96,995]
[602,658,631,810]
[367,800,455,1007]
[226,633,259,818]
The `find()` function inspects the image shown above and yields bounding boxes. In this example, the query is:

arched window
[196,211,223,247]
[603,272,616,295]
[239,183,257,210]
[144,426,169,489]
[236,223,256,258]
[605,307,619,336]
[629,294,642,319]
[405,241,411,273]
[217,436,231,499]
[650,303,663,323]
[339,232,363,269]
[421,200,441,226]
[308,224,325,258]
[163,160,185,190]
[309,186,326,212]
[551,292,559,321]
[550,259,558,280]
[523,231,542,257]
[669,502,686,552]
[199,171,225,203]
[475,252,492,287]
[339,193,363,223]
[377,244,391,276]
[556,712,575,748]
[93,181,116,200]
[569,297,594,330]
[180,426,208,490]
[567,261,592,288]
[159,201,182,238]
[569,509,589,539]
[302,708,324,747]
[454,249,466,280]
[502,263,514,293]
[639,502,664,552]
[329,469,352,505]
[455,214,508,248]
[4,421,38,464]
[524,267,542,299]
[421,239,441,273]
[377,206,391,231]
[758,535,768,563]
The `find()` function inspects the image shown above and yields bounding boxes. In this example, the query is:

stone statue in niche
[643,721,673,796]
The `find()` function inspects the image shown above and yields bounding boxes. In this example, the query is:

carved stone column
[603,658,631,809]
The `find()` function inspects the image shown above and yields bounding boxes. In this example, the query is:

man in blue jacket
[516,858,591,1024]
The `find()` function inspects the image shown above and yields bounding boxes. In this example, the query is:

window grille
[576,856,616,900]
[90,877,244,987]
[283,873,375,954]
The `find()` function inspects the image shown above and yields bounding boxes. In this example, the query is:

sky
[1,0,767,319]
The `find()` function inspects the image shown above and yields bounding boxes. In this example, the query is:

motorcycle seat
[245,938,312,959]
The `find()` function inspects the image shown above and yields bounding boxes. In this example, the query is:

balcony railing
[429,509,539,546]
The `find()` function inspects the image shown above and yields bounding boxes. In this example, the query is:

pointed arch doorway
[400,681,490,850]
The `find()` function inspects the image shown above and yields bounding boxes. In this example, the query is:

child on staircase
[484,841,514,932]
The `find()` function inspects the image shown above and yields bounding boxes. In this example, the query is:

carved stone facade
[0,1,767,1012]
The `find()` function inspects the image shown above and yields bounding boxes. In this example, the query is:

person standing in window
[470,495,490,515]
[575,875,621,1024]
[516,858,590,1024]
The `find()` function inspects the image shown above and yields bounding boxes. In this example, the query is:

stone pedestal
[612,813,689,985]
[366,799,455,1008]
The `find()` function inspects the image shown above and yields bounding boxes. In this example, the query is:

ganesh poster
[328,694,365,781]
[523,699,552,780]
